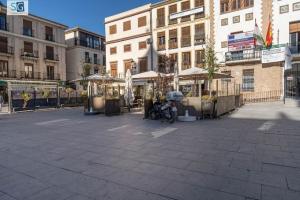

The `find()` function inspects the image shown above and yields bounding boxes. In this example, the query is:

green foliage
[65,87,74,94]
[21,91,31,108]
[42,89,51,99]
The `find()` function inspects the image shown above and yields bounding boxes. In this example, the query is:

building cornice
[65,27,105,39]
[151,0,181,8]
[106,32,151,45]
[105,8,151,24]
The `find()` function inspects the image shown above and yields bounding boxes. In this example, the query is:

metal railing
[23,28,34,37]
[181,36,191,47]
[156,17,165,28]
[20,71,41,80]
[84,57,92,63]
[21,49,39,58]
[289,44,300,54]
[0,46,14,55]
[45,34,55,42]
[44,53,59,61]
[241,90,282,104]
[182,62,191,70]
[225,49,261,62]
[43,73,60,80]
[0,70,16,78]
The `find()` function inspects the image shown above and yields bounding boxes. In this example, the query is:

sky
[2,0,160,35]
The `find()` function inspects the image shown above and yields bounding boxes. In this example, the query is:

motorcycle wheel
[149,110,158,120]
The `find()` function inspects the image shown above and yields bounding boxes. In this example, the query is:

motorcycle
[148,91,183,123]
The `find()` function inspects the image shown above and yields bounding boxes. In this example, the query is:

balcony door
[24,41,33,54]
[0,36,8,54]
[23,19,33,37]
[124,60,132,73]
[0,13,7,31]
[289,22,300,54]
[24,63,33,78]
[47,66,54,80]
[46,46,54,60]
[45,26,54,41]
[0,60,8,77]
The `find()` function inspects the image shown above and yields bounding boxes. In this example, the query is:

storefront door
[286,63,300,98]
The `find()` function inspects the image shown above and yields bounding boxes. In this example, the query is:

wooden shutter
[138,16,147,27]
[169,4,177,14]
[110,62,118,77]
[182,26,190,36]
[290,22,300,33]
[110,47,117,55]
[124,60,132,72]
[139,57,148,73]
[124,44,131,52]
[181,1,190,11]
[123,21,131,31]
[169,29,177,39]
[24,41,33,53]
[195,0,204,7]
[139,41,147,49]
[109,25,117,34]
[195,23,205,34]
[157,7,165,17]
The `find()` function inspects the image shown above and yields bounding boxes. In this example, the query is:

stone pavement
[0,102,300,200]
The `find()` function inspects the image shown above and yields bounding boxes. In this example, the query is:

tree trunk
[209,80,212,97]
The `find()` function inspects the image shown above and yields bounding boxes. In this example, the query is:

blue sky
[2,0,160,35]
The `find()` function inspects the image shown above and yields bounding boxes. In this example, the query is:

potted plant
[42,89,51,105]
[21,91,31,109]
[65,87,74,104]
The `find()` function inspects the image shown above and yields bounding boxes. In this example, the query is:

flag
[265,16,273,48]
[253,19,265,47]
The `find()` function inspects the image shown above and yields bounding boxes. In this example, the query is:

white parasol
[124,69,135,106]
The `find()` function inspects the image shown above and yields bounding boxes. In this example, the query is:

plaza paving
[0,102,300,200]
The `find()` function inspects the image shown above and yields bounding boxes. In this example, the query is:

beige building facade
[65,27,106,83]
[0,4,68,82]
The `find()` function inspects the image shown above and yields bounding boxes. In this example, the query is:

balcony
[20,71,41,80]
[157,44,166,51]
[169,18,177,25]
[43,73,60,80]
[169,40,178,49]
[156,17,165,28]
[23,28,34,37]
[289,44,300,55]
[0,46,14,55]
[195,61,205,68]
[45,34,55,42]
[225,49,261,63]
[194,34,205,45]
[0,70,16,78]
[182,62,191,70]
[44,53,59,61]
[181,36,191,47]
[74,38,101,50]
[21,49,39,60]
[84,57,92,64]
[181,16,191,22]
[0,23,9,31]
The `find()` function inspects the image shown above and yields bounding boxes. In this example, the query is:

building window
[244,0,254,8]
[46,66,54,80]
[24,63,33,78]
[289,22,300,54]
[195,50,205,68]
[231,0,241,11]
[110,62,118,77]
[110,47,117,55]
[157,7,165,28]
[245,13,253,21]
[157,31,166,50]
[221,18,228,26]
[109,25,117,34]
[124,44,131,52]
[169,4,177,25]
[169,53,178,73]
[195,0,204,7]
[0,36,8,54]
[46,46,54,60]
[138,16,147,27]
[0,60,8,77]
[94,54,98,64]
[233,16,240,24]
[23,19,33,37]
[181,1,191,22]
[242,69,254,92]
[138,57,148,73]
[280,5,289,14]
[84,52,91,63]
[23,41,34,56]
[169,29,178,49]
[123,21,131,31]
[220,0,229,13]
[182,52,191,70]
[0,13,7,31]
[124,60,132,72]
[195,23,205,45]
[139,41,147,50]
[181,26,191,47]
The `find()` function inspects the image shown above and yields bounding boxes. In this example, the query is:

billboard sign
[261,46,290,64]
[228,32,255,52]
[170,7,204,20]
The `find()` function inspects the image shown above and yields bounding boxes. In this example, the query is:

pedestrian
[0,93,3,112]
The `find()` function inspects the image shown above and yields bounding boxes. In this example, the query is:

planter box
[177,97,202,119]
[216,95,236,116]
[105,99,121,116]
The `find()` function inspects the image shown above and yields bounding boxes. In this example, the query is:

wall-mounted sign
[261,46,290,64]
[169,7,204,20]
[7,0,28,15]
[293,2,300,11]
[228,32,255,52]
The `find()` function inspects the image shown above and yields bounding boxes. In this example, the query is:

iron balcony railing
[182,61,191,70]
[194,34,205,45]
[195,61,205,68]
[43,73,60,80]
[0,70,16,78]
[44,53,59,61]
[0,46,14,55]
[0,23,9,31]
[84,57,92,64]
[20,71,41,80]
[181,36,191,47]
[225,49,262,62]
[23,27,34,37]
[45,34,55,42]
[157,16,165,28]
[157,44,166,51]
[21,49,39,58]
[169,40,178,49]
[289,44,300,54]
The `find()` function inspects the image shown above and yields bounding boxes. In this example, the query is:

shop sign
[228,32,255,52]
[262,46,290,64]
[170,7,204,20]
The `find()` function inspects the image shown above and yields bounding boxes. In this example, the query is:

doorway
[285,63,300,98]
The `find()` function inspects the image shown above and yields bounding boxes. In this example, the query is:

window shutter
[169,4,177,14]
[138,16,147,27]
[123,21,131,31]
[195,0,204,7]
[181,1,190,11]
[139,57,148,73]
[109,25,117,34]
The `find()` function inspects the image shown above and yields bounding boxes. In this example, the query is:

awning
[0,80,7,86]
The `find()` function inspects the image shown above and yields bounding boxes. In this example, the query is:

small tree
[80,63,91,90]
[204,41,219,97]
[42,89,51,105]
[65,87,74,103]
[21,91,31,108]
